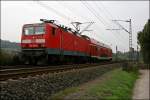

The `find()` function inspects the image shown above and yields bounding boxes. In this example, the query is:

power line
[35,1,72,22]
[57,1,111,41]
[91,3,128,48]
[95,1,129,48]
[93,2,113,27]
[36,1,128,51]
[57,2,87,22]
[80,1,126,48]
[81,0,130,51]
[81,1,108,28]
[99,2,115,20]
[87,2,112,27]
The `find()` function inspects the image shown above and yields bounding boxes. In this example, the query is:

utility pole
[129,19,132,61]
[116,46,118,61]
[137,45,139,62]
[106,19,133,61]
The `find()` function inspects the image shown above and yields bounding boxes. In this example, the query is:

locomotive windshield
[24,26,45,35]
[35,26,45,35]
[24,27,34,35]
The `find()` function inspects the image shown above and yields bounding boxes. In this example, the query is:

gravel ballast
[0,63,120,100]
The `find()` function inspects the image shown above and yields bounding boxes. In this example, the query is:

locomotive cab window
[35,26,45,35]
[24,27,34,35]
[52,27,56,36]
[23,25,45,35]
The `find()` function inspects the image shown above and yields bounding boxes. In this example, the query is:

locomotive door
[90,45,93,56]
[59,29,63,55]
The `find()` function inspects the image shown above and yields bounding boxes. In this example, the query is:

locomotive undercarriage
[21,48,47,65]
[21,48,110,65]
[21,49,94,65]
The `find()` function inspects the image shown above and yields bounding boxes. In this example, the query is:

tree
[137,19,150,64]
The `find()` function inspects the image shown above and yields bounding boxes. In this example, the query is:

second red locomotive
[21,19,112,64]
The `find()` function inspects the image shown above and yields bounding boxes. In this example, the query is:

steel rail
[0,62,121,81]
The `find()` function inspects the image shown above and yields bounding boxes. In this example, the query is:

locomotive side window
[52,27,56,36]
[24,27,34,35]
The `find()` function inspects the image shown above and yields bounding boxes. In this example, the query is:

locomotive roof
[44,22,110,47]
[23,23,44,27]
[47,22,91,41]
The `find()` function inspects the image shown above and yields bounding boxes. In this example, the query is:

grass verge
[51,68,139,100]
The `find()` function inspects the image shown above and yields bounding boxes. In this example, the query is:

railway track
[0,61,122,81]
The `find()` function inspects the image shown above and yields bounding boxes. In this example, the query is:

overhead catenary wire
[99,2,115,20]
[85,1,112,28]
[57,1,113,44]
[91,2,122,40]
[79,1,117,45]
[35,1,102,42]
[35,1,73,22]
[79,1,118,46]
[35,0,129,51]
[81,1,108,28]
[95,2,129,49]
[79,1,117,44]
[93,2,114,27]
[99,2,137,49]
[85,1,125,48]
[57,1,88,22]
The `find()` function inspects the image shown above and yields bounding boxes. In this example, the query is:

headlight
[22,39,31,43]
[35,39,45,43]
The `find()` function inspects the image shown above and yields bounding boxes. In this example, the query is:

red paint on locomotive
[21,20,112,63]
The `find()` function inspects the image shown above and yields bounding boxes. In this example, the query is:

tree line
[137,19,150,64]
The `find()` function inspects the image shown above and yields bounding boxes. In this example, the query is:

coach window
[52,27,56,36]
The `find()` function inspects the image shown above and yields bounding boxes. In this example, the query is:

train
[20,19,112,65]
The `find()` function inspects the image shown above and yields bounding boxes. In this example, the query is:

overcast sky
[1,1,149,52]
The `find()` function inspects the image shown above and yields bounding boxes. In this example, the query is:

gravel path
[132,70,150,100]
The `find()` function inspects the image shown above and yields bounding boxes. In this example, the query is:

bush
[0,50,14,65]
[0,49,22,65]
[122,62,139,73]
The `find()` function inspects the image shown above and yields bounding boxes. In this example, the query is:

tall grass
[52,68,139,100]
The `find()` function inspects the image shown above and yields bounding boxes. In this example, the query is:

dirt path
[132,70,150,100]
[64,69,113,100]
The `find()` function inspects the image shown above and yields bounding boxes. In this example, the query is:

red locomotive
[21,19,112,64]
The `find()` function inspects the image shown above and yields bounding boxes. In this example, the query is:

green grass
[51,68,138,100]
[85,69,138,100]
